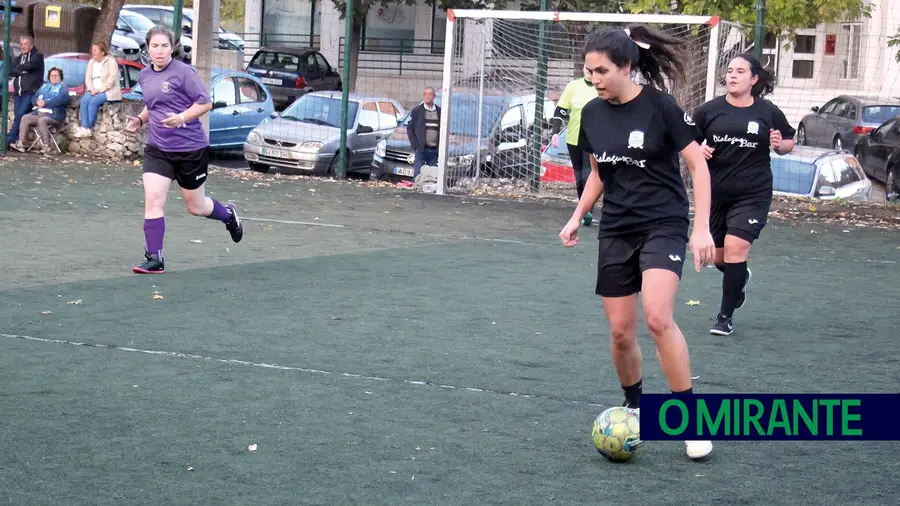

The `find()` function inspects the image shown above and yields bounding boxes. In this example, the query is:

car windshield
[46,57,88,88]
[862,105,900,124]
[121,11,156,32]
[432,94,506,137]
[280,95,358,128]
[771,157,816,194]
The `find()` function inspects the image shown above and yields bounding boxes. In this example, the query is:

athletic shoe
[710,313,734,336]
[225,203,243,243]
[582,212,593,226]
[685,440,713,459]
[735,268,752,309]
[133,251,165,274]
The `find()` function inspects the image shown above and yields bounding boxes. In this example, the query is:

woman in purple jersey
[124,26,243,274]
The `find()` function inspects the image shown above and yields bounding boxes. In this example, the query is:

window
[839,23,862,80]
[827,159,861,187]
[501,106,523,131]
[249,51,299,72]
[363,5,415,52]
[862,106,900,124]
[792,60,814,79]
[47,58,88,89]
[793,35,816,54]
[377,101,399,129]
[357,101,380,130]
[212,78,237,106]
[315,53,330,73]
[236,78,266,104]
[126,65,140,89]
[790,31,816,79]
[282,95,358,129]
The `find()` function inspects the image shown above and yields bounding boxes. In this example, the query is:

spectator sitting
[73,42,121,138]
[10,67,70,155]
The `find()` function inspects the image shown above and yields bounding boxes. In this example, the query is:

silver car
[797,95,900,151]
[243,91,406,176]
[771,146,875,202]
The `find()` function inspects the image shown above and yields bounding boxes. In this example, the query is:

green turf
[1,159,898,504]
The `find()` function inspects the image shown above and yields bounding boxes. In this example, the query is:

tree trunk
[348,19,363,93]
[93,0,125,47]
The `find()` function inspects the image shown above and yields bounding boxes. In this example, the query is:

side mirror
[182,24,192,35]
[818,185,836,197]
[357,124,374,134]
[212,100,227,110]
[811,106,819,112]
[499,128,521,143]
[270,111,278,119]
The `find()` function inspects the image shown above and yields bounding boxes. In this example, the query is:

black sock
[719,261,748,317]
[622,379,642,408]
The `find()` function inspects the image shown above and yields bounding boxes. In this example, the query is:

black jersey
[692,95,795,201]
[578,86,700,237]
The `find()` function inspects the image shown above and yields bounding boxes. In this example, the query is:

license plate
[261,77,281,85]
[261,147,290,158]
[393,166,414,177]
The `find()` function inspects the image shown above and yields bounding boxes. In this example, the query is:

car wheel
[833,136,843,151]
[888,166,898,198]
[797,124,806,146]
[248,162,269,173]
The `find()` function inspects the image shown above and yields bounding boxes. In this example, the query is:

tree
[92,0,127,47]
[889,26,900,62]
[330,0,497,92]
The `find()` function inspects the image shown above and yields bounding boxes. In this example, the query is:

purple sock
[143,217,165,258]
[207,198,232,223]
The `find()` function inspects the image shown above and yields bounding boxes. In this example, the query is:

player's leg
[639,233,712,459]
[175,147,243,243]
[712,198,769,334]
[596,235,643,408]
[134,147,175,274]
[566,142,593,226]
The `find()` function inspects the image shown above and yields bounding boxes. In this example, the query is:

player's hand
[700,140,714,160]
[551,134,559,148]
[162,112,185,128]
[124,115,142,133]
[36,99,45,108]
[689,227,715,272]
[559,218,581,248]
[770,129,782,150]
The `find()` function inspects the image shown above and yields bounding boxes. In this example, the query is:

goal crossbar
[447,9,720,26]
[435,10,727,195]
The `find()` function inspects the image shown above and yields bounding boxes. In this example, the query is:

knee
[723,237,751,262]
[144,191,166,212]
[609,320,637,350]
[644,310,675,339]
[185,200,207,216]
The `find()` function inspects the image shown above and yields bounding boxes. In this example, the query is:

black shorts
[143,144,210,191]
[595,228,688,298]
[710,197,771,248]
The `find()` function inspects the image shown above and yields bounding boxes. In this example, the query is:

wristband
[179,112,186,127]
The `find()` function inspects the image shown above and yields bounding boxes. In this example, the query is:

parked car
[853,114,900,198]
[123,69,275,150]
[38,53,143,97]
[116,9,163,66]
[771,146,874,202]
[796,95,900,151]
[123,4,245,52]
[370,83,556,183]
[539,126,593,183]
[243,91,406,176]
[110,32,142,62]
[244,47,342,109]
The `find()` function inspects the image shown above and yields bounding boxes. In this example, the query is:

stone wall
[6,97,147,161]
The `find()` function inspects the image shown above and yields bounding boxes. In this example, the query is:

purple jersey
[139,59,211,152]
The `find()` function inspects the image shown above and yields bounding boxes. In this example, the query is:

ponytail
[583,25,690,93]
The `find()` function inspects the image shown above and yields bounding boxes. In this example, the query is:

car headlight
[448,154,475,165]
[298,141,323,153]
[247,132,261,144]
[375,139,386,158]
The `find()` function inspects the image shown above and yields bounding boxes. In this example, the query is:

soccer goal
[434,10,746,195]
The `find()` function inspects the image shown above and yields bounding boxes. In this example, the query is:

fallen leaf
[41,310,53,315]
[190,239,202,244]
[686,300,701,306]
[67,299,82,305]
[152,293,164,300]
[187,466,194,471]
[248,444,258,452]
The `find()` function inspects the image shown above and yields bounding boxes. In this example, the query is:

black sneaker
[133,251,165,274]
[225,203,243,243]
[735,268,752,309]
[710,313,734,336]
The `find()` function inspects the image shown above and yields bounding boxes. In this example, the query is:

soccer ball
[591,406,642,462]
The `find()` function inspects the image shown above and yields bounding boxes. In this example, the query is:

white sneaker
[685,440,712,459]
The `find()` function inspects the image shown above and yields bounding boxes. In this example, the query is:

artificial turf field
[1,157,898,505]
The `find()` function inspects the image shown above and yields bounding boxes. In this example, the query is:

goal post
[435,9,745,195]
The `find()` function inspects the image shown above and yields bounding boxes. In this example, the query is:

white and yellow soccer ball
[591,406,642,462]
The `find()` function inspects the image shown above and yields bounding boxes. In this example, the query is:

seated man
[10,67,70,155]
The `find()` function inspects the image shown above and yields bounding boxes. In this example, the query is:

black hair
[583,25,690,93]
[729,52,775,97]
[47,66,63,81]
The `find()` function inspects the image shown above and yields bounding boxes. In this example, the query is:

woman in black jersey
[558,26,715,460]
[691,53,795,336]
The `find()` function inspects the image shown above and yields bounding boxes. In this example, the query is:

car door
[234,77,271,142]
[300,52,323,89]
[826,100,854,149]
[314,53,341,90]
[495,104,527,176]
[860,118,898,182]
[209,76,241,148]
[351,101,383,172]
[806,99,839,146]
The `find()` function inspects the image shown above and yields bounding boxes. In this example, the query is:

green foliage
[889,26,900,62]
[626,0,873,38]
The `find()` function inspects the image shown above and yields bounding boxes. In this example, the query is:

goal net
[434,10,746,195]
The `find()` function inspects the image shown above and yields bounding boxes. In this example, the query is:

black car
[245,47,342,109]
[854,115,900,198]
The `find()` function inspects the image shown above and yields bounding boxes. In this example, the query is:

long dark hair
[583,25,690,93]
[730,52,775,97]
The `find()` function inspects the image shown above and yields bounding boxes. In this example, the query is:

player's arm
[681,142,711,232]
[550,85,573,135]
[180,70,214,122]
[770,103,796,155]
